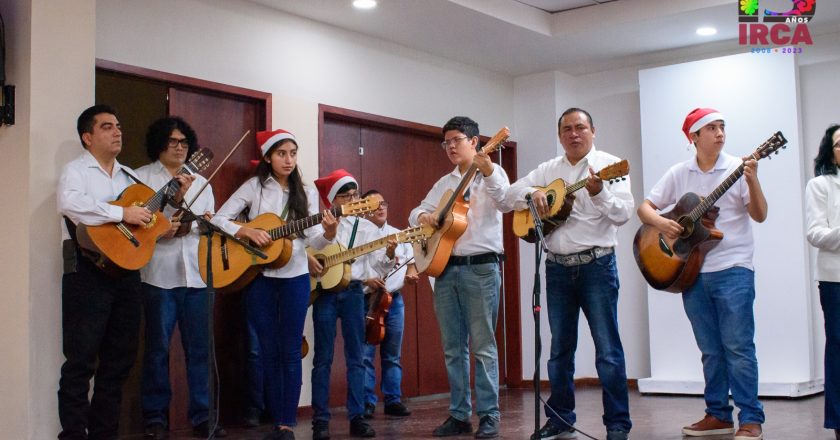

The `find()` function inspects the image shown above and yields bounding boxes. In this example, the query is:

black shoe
[192,421,227,438]
[144,422,167,439]
[243,407,262,428]
[433,416,473,437]
[350,417,376,437]
[262,427,296,440]
[312,420,330,440]
[363,402,376,419]
[474,416,499,439]
[530,421,576,440]
[384,402,411,417]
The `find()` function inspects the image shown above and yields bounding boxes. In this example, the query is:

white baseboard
[638,378,824,398]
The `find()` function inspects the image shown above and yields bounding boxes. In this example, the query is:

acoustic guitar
[75,148,213,276]
[308,225,433,300]
[412,127,510,277]
[633,132,787,293]
[511,160,630,243]
[198,196,381,291]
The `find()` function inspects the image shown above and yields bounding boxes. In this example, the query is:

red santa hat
[256,129,296,157]
[314,169,358,207]
[682,108,724,143]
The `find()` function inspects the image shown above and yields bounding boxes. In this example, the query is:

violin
[171,208,194,237]
[365,286,392,345]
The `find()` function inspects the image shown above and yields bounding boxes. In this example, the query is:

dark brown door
[318,106,521,407]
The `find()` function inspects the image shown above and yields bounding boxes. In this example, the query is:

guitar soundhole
[546,191,556,208]
[677,216,694,239]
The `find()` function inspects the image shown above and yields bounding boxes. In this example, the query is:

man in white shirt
[500,108,634,440]
[57,105,192,440]
[637,108,768,440]
[134,117,224,439]
[409,116,510,439]
[359,190,418,420]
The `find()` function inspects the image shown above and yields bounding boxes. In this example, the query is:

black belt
[448,252,500,266]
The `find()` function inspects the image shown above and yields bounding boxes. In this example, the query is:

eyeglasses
[334,191,359,201]
[375,201,389,210]
[441,135,468,149]
[167,137,190,149]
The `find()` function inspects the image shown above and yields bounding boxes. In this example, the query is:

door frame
[318,104,524,387]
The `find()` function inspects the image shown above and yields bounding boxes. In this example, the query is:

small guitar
[309,225,433,299]
[512,160,630,243]
[412,127,510,277]
[633,132,787,293]
[198,196,381,291]
[75,148,213,275]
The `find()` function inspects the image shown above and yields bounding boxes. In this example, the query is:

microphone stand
[175,205,268,439]
[525,193,548,439]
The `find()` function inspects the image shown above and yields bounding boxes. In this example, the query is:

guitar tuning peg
[622,177,627,181]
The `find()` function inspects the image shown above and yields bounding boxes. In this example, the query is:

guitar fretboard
[324,233,398,268]
[267,206,341,240]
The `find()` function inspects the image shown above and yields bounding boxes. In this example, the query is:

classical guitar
[511,159,630,243]
[412,127,510,277]
[198,196,381,291]
[633,132,787,293]
[75,148,213,275]
[308,225,433,299]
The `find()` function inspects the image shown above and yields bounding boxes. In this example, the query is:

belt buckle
[579,250,593,265]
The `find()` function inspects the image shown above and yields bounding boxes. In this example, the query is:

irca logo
[738,0,815,46]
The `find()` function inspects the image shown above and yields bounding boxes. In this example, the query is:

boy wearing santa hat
[637,108,768,440]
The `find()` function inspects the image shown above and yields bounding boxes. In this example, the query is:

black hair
[77,104,118,148]
[362,189,380,199]
[442,116,480,140]
[335,182,358,196]
[558,107,594,130]
[255,139,309,224]
[144,116,199,161]
[814,124,840,177]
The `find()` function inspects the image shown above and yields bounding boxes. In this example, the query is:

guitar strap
[347,217,360,249]
[280,199,290,221]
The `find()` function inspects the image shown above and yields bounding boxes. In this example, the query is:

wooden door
[318,105,521,408]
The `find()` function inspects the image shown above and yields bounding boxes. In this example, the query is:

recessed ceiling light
[696,27,717,37]
[353,0,377,9]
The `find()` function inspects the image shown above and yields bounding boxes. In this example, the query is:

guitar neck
[565,178,587,195]
[144,166,193,212]
[268,206,341,241]
[324,233,395,268]
[689,162,746,222]
[437,165,479,225]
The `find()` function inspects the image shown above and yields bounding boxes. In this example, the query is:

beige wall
[0,0,96,437]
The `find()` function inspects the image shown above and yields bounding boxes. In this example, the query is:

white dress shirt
[334,215,393,281]
[646,152,753,273]
[58,150,140,240]
[210,176,331,279]
[361,222,414,293]
[500,147,634,255]
[408,163,510,256]
[806,173,840,282]
[135,161,215,289]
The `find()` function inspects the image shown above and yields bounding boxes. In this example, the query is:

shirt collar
[82,149,132,176]
[688,151,730,173]
[560,145,598,167]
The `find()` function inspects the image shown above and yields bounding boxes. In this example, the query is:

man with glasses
[134,117,226,439]
[359,189,418,420]
[409,116,510,438]
[499,108,634,440]
[311,170,395,439]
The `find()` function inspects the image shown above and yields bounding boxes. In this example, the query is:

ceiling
[250,0,840,77]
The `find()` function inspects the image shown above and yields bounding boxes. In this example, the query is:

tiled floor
[125,386,834,439]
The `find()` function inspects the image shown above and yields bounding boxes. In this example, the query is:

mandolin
[412,127,510,277]
[633,132,787,293]
[511,160,629,243]
[309,225,433,301]
[75,148,213,275]
[198,196,381,291]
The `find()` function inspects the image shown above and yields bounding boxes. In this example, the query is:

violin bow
[184,129,251,210]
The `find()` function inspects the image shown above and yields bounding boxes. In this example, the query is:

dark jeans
[820,281,840,429]
[363,291,405,405]
[58,257,141,440]
[141,285,210,428]
[246,274,310,427]
[544,254,631,432]
[245,315,265,415]
[311,281,366,421]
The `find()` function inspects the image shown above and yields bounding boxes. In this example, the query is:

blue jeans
[312,281,367,421]
[545,254,631,432]
[433,262,501,421]
[245,317,265,414]
[682,267,764,425]
[364,291,405,405]
[820,281,840,429]
[246,274,310,427]
[141,284,210,428]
